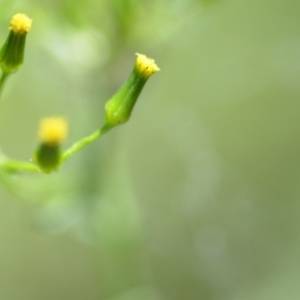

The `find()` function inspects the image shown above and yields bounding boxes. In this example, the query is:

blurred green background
[0,0,299,299]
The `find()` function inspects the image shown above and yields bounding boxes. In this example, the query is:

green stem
[0,159,40,173]
[0,72,9,97]
[61,125,110,163]
[0,124,110,174]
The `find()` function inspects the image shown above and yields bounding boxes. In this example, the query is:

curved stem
[0,160,40,173]
[61,125,110,163]
[0,124,111,174]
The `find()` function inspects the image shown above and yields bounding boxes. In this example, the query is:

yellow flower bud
[135,53,160,78]
[0,13,32,74]
[38,117,68,146]
[9,13,32,34]
[105,53,160,129]
[35,117,68,173]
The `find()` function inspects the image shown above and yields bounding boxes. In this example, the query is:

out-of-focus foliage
[0,0,300,299]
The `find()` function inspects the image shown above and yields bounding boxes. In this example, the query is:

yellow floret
[135,53,160,77]
[9,13,32,34]
[38,117,68,146]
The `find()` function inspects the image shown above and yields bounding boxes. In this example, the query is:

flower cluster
[0,13,160,174]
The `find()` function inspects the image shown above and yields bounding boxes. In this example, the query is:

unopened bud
[35,117,68,173]
[0,13,32,74]
[105,53,160,129]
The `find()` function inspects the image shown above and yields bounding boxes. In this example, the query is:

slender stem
[61,125,111,163]
[0,72,9,97]
[0,125,111,174]
[0,160,40,173]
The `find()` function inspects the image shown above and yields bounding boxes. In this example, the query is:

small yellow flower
[135,53,160,78]
[0,13,32,73]
[38,117,68,146]
[9,13,32,34]
[104,53,160,128]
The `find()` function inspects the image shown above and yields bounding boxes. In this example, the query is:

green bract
[35,144,61,173]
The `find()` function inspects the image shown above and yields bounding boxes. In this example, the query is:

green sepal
[34,143,61,173]
[105,67,148,129]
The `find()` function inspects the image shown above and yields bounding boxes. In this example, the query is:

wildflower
[105,53,160,128]
[38,117,68,146]
[0,13,32,74]
[35,117,68,173]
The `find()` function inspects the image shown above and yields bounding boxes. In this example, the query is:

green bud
[35,144,61,173]
[105,53,160,129]
[0,13,32,74]
[34,117,68,173]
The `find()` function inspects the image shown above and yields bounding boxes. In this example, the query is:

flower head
[35,117,68,173]
[105,53,160,128]
[135,53,160,78]
[0,13,32,73]
[9,13,32,34]
[38,117,68,146]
